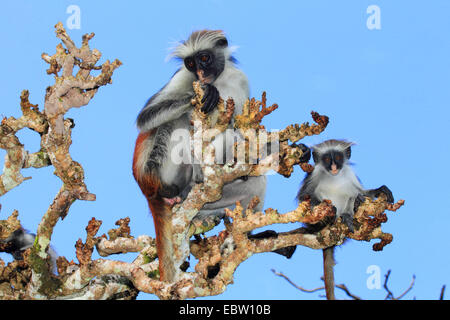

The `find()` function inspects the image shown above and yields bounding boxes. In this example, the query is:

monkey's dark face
[184,49,225,84]
[320,150,345,176]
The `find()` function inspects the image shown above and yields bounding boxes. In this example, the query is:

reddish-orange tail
[133,131,177,282]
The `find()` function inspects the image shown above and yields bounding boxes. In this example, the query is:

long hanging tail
[146,199,177,282]
[133,131,177,282]
[323,246,336,300]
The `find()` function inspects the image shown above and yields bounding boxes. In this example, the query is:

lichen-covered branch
[0,91,50,196]
[0,22,123,299]
[30,22,120,288]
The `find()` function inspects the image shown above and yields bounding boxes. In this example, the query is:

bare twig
[384,270,415,300]
[440,285,446,300]
[271,269,362,300]
[273,268,417,300]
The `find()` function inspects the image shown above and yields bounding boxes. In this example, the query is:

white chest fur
[314,167,362,216]
[213,64,249,115]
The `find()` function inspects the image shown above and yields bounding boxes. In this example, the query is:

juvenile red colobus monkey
[297,139,394,299]
[132,30,268,281]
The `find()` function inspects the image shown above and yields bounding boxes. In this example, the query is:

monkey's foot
[189,212,224,236]
[273,246,297,259]
[163,196,182,206]
[249,230,297,259]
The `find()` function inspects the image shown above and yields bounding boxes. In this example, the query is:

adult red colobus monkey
[297,139,394,299]
[132,30,268,281]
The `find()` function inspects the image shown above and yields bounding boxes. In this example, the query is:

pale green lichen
[28,238,62,297]
[147,269,159,279]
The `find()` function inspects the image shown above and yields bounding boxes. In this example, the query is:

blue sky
[1,1,449,300]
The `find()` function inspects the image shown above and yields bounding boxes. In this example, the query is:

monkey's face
[184,49,225,84]
[321,150,345,176]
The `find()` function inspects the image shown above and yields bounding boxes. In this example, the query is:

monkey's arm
[291,143,312,163]
[137,85,220,132]
[200,175,266,213]
[365,185,394,203]
[358,185,394,204]
[296,174,321,206]
[137,69,222,132]
[137,95,193,132]
[136,68,196,132]
[354,185,394,215]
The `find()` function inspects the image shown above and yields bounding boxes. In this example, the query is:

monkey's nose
[197,69,205,83]
[331,164,339,175]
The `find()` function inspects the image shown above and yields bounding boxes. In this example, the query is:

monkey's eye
[184,58,195,71]
[335,154,342,161]
[199,53,210,63]
[323,156,331,164]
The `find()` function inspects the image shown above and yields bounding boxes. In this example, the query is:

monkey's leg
[200,175,267,214]
[191,175,296,258]
[191,176,266,233]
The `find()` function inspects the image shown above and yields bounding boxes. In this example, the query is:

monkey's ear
[312,151,319,164]
[215,38,228,47]
[345,146,351,160]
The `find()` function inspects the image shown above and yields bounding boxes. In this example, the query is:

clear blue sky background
[0,1,449,300]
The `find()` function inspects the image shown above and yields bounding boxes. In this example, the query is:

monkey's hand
[374,185,394,203]
[201,84,220,114]
[292,143,311,163]
[354,193,366,213]
[340,213,355,233]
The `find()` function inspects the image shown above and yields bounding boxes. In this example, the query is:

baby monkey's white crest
[313,139,354,156]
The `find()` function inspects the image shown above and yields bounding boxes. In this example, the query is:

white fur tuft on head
[167,30,234,61]
[313,139,354,156]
